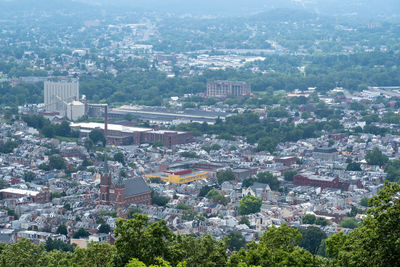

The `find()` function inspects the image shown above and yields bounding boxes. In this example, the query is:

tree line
[174,112,343,153]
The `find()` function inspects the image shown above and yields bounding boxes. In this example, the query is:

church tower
[100,156,112,205]
[114,174,125,207]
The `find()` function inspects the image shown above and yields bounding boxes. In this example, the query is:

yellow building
[145,170,209,184]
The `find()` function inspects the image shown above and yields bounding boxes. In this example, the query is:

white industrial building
[44,81,79,117]
[67,100,85,121]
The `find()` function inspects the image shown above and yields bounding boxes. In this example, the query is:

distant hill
[80,0,400,21]
[0,0,399,22]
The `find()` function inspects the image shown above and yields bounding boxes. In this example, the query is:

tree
[242,178,255,188]
[0,238,46,266]
[0,141,18,154]
[84,242,116,267]
[55,121,71,137]
[24,171,36,182]
[49,155,66,170]
[45,238,74,252]
[283,170,297,182]
[325,182,400,266]
[365,147,388,166]
[198,185,212,197]
[98,224,111,234]
[41,125,55,138]
[238,195,262,215]
[151,191,169,206]
[73,228,90,239]
[257,136,278,153]
[239,216,250,227]
[315,217,329,226]
[112,214,175,266]
[225,231,246,251]
[346,162,362,171]
[256,172,280,191]
[339,217,358,229]
[56,224,68,236]
[182,209,198,221]
[385,159,400,183]
[302,214,316,224]
[360,197,369,207]
[299,226,327,255]
[228,223,313,266]
[217,169,235,184]
[89,129,106,146]
[113,152,125,165]
[206,189,228,205]
[0,179,8,189]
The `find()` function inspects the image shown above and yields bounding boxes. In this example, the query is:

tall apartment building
[206,80,251,98]
[44,81,79,117]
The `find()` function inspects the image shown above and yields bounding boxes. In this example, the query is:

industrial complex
[70,122,193,147]
[108,105,231,125]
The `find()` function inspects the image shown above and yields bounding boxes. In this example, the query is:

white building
[44,81,79,117]
[67,101,85,121]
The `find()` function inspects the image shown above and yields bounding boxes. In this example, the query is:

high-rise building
[206,80,251,98]
[44,81,79,117]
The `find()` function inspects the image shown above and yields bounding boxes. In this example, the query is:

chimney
[104,105,108,139]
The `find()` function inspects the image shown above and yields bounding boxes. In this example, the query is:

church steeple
[100,153,112,205]
[103,153,109,174]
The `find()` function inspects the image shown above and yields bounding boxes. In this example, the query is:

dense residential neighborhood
[0,0,399,265]
[0,84,396,250]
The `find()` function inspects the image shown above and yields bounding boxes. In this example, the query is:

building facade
[293,174,349,190]
[70,122,193,148]
[145,169,210,184]
[312,147,338,161]
[206,81,251,98]
[0,187,50,203]
[99,162,151,207]
[44,81,79,117]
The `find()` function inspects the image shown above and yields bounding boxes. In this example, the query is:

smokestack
[104,105,108,139]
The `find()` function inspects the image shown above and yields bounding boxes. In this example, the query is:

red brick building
[99,162,151,207]
[274,157,297,167]
[0,187,50,203]
[71,122,193,148]
[293,174,349,190]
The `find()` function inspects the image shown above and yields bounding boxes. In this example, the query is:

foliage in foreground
[0,181,399,266]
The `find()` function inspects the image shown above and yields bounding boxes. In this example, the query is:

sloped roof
[123,178,151,197]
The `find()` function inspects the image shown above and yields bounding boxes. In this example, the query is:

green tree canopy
[228,223,314,266]
[49,155,66,170]
[56,224,68,236]
[206,189,228,205]
[238,195,262,215]
[217,169,235,184]
[326,181,400,266]
[89,129,106,146]
[256,171,280,191]
[365,147,388,166]
[339,217,359,229]
[302,214,316,224]
[73,228,90,239]
[225,231,246,251]
[346,162,362,171]
[113,152,125,165]
[299,226,327,255]
[98,224,111,234]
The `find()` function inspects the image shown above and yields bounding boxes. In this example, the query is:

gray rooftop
[123,178,151,197]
